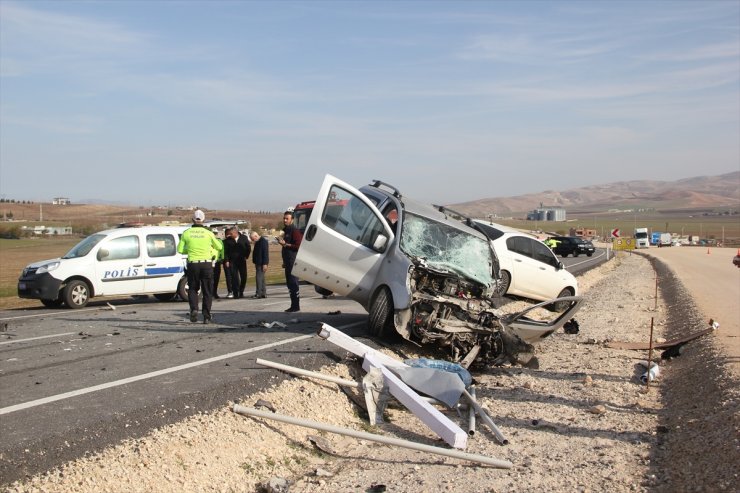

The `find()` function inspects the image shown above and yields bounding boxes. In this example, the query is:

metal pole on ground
[232,405,513,469]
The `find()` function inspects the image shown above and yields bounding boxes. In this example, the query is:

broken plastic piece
[403,358,473,388]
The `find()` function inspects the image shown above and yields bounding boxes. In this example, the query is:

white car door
[93,233,146,296]
[143,231,186,293]
[506,236,563,300]
[294,175,394,300]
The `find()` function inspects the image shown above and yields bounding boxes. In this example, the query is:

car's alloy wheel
[496,271,511,296]
[551,287,574,313]
[63,280,90,308]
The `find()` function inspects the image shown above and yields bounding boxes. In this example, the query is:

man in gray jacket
[249,231,269,298]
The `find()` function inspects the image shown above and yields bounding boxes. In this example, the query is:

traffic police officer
[177,210,223,324]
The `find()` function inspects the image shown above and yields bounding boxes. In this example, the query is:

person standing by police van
[277,210,303,312]
[177,210,223,324]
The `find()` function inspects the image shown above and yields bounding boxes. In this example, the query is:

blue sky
[1,1,738,211]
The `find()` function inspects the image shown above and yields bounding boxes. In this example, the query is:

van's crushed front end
[394,259,582,368]
[396,214,581,367]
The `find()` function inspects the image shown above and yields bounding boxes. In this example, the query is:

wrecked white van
[294,175,582,367]
[18,225,188,308]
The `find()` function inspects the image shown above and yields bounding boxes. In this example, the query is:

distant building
[52,197,71,205]
[570,227,597,240]
[526,204,566,222]
[21,225,72,235]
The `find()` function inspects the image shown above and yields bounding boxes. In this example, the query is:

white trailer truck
[634,227,649,248]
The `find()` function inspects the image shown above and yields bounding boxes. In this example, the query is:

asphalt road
[558,247,607,275]
[0,288,371,484]
[0,249,606,484]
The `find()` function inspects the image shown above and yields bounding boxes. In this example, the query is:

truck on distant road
[634,228,649,248]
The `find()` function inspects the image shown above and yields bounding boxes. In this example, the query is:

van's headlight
[36,261,60,274]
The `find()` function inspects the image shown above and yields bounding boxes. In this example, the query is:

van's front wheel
[63,280,90,308]
[368,287,393,338]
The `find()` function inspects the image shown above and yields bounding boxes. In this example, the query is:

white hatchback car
[472,220,578,307]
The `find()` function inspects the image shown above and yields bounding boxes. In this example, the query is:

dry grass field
[0,202,283,232]
[0,237,288,310]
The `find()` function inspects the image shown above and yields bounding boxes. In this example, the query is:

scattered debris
[588,405,607,415]
[261,476,289,493]
[582,375,594,387]
[606,319,718,350]
[314,467,333,477]
[403,358,473,387]
[661,342,688,360]
[254,399,276,413]
[638,361,660,384]
[307,435,335,455]
[531,419,563,432]
[563,318,580,334]
[106,302,116,310]
[261,321,287,329]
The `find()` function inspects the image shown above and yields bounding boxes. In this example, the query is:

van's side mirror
[557,261,564,270]
[372,234,388,252]
[97,248,109,261]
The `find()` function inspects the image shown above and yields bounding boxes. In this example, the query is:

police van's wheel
[154,293,176,302]
[177,277,189,301]
[368,287,393,338]
[41,298,63,308]
[63,280,90,309]
[495,271,511,296]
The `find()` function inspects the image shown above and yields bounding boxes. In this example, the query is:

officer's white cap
[193,210,205,222]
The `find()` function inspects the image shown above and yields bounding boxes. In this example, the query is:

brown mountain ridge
[447,171,739,217]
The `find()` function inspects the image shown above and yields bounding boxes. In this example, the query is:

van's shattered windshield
[400,212,493,287]
[63,234,106,259]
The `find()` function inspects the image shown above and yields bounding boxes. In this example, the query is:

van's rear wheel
[368,287,393,338]
[63,280,90,308]
[177,277,188,301]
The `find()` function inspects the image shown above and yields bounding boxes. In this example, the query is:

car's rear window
[473,222,505,241]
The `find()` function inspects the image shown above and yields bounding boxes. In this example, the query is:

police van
[18,225,189,308]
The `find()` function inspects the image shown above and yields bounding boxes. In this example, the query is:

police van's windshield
[63,234,106,259]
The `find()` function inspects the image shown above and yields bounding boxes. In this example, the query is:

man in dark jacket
[249,231,269,298]
[223,227,251,298]
[277,211,303,312]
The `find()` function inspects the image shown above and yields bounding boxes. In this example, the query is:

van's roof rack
[433,204,474,227]
[370,179,402,198]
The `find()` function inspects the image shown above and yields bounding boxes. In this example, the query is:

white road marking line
[0,321,366,416]
[0,332,76,346]
[0,307,101,321]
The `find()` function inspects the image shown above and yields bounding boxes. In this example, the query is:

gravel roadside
[5,253,738,493]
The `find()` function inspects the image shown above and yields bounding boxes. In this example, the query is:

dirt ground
[4,250,739,493]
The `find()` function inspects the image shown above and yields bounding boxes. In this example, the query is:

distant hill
[447,171,740,218]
